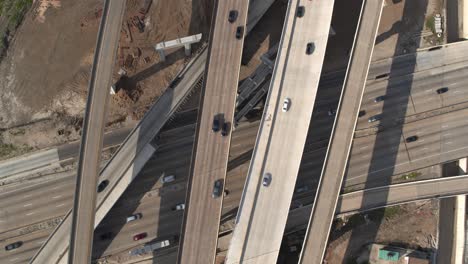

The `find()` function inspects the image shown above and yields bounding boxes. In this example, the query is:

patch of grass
[400,171,421,181]
[383,206,402,219]
[0,0,33,60]
[425,16,435,34]
[0,142,18,157]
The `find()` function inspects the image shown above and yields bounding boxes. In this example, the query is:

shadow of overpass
[341,0,428,262]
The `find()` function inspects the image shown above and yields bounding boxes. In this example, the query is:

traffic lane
[57,126,133,161]
[179,0,249,262]
[366,40,468,81]
[357,63,468,129]
[0,229,51,264]
[236,0,334,261]
[346,109,468,185]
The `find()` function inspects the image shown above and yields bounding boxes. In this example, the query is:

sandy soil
[325,201,438,263]
[0,0,211,155]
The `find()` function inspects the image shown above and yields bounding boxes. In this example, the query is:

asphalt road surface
[226,0,335,263]
[300,1,384,262]
[178,1,250,263]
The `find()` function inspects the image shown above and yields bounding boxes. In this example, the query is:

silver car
[282,98,291,112]
[262,173,272,187]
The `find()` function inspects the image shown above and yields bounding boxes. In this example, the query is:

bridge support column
[184,44,192,56]
[158,50,166,62]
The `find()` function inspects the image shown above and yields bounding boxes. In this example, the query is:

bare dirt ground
[373,0,444,61]
[0,0,211,159]
[325,201,439,263]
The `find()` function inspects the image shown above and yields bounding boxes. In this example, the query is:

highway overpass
[226,0,335,263]
[68,0,126,263]
[177,0,250,263]
[299,0,384,262]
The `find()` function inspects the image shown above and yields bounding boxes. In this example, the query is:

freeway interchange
[1,0,468,263]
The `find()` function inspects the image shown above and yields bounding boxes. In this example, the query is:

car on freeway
[5,241,22,251]
[172,203,185,211]
[228,10,238,23]
[282,98,291,112]
[368,114,382,123]
[212,115,220,132]
[161,174,175,183]
[306,42,315,55]
[436,87,449,94]
[236,26,244,39]
[358,110,366,117]
[126,213,142,223]
[133,232,147,241]
[97,180,109,193]
[328,108,336,116]
[295,185,309,193]
[405,135,419,143]
[262,173,272,187]
[100,232,113,240]
[212,179,223,198]
[221,122,230,137]
[374,95,386,102]
[296,6,305,17]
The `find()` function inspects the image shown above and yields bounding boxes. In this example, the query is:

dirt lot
[373,0,445,61]
[0,0,211,158]
[325,201,438,263]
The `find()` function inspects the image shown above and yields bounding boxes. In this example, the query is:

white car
[161,174,175,183]
[173,203,185,211]
[282,98,291,112]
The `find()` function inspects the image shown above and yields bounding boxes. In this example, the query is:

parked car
[221,122,230,137]
[161,174,175,183]
[172,203,185,211]
[133,233,147,241]
[228,10,238,23]
[374,95,386,102]
[100,232,113,240]
[436,87,449,94]
[212,115,220,132]
[5,241,22,251]
[282,98,291,112]
[97,180,109,193]
[405,135,419,143]
[296,6,305,17]
[236,26,244,39]
[212,180,223,198]
[126,213,142,223]
[368,114,382,123]
[262,173,272,187]
[306,42,315,55]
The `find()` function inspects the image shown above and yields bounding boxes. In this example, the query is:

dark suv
[228,10,238,23]
[212,180,223,198]
[306,42,315,55]
[212,115,220,132]
[405,135,418,143]
[296,6,305,17]
[236,26,244,39]
[436,87,448,94]
[5,241,22,251]
[221,122,230,137]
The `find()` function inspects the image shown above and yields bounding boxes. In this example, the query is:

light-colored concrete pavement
[0,149,60,179]
[68,0,126,263]
[177,0,250,263]
[226,0,335,263]
[299,1,383,263]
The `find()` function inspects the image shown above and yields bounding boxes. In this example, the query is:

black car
[306,42,315,55]
[212,116,220,132]
[100,232,113,240]
[296,6,305,17]
[228,10,238,23]
[169,76,182,88]
[221,122,230,137]
[5,241,22,251]
[405,135,418,143]
[235,26,244,39]
[374,95,386,102]
[97,180,109,193]
[212,180,223,198]
[436,87,449,94]
[358,110,366,117]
